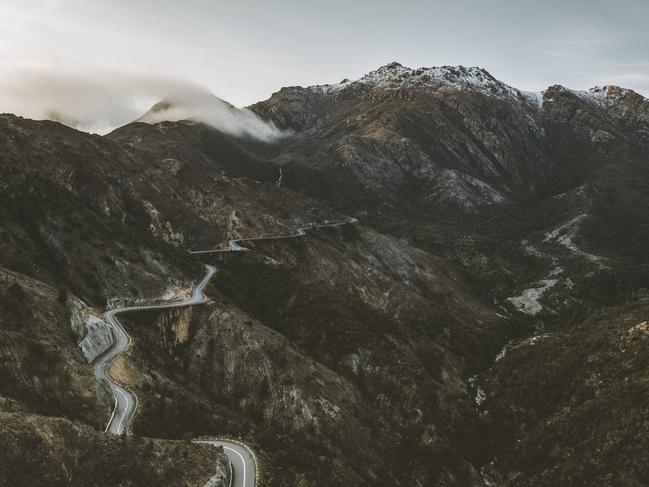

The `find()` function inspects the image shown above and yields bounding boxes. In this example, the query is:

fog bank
[138,90,283,141]
[0,67,281,140]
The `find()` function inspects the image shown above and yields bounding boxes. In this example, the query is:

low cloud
[0,66,282,140]
[138,90,283,142]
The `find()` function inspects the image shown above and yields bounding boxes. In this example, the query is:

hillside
[1,62,649,486]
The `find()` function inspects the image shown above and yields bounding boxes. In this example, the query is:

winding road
[195,440,256,487]
[189,217,358,254]
[97,218,357,487]
[96,265,216,435]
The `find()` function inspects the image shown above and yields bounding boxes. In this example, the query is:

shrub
[7,283,25,301]
[57,288,68,304]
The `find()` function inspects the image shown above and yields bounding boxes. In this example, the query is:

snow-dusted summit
[309,62,529,101]
[306,62,649,113]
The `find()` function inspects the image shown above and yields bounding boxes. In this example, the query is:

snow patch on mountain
[522,90,545,108]
[578,85,640,106]
[358,62,517,95]
[308,62,534,102]
[310,78,351,95]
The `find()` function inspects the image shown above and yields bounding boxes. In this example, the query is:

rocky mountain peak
[304,62,522,100]
[542,83,649,124]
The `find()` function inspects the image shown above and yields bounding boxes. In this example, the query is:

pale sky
[1,0,647,132]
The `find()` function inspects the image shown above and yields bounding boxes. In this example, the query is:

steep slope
[249,63,649,321]
[481,299,649,486]
[1,109,503,486]
[117,222,506,486]
[0,265,231,487]
[0,115,202,306]
[0,267,102,424]
[0,411,229,487]
[251,63,649,212]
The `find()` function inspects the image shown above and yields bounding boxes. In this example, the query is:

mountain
[251,62,649,209]
[250,62,649,321]
[0,111,501,485]
[1,62,649,486]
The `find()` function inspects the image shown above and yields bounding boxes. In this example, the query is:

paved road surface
[194,440,256,487]
[190,217,357,254]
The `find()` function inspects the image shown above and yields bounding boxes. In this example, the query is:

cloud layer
[138,90,283,141]
[0,66,282,140]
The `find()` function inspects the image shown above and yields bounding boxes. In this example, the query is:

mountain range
[1,62,649,486]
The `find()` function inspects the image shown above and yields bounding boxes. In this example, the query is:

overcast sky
[1,0,647,131]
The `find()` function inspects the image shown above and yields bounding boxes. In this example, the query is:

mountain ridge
[250,62,649,123]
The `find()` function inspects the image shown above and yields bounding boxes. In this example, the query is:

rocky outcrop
[156,306,194,350]
[79,314,113,363]
[142,200,185,246]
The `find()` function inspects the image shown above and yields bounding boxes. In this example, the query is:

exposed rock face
[154,306,194,350]
[426,169,508,209]
[78,314,113,363]
[188,304,363,433]
[142,200,185,245]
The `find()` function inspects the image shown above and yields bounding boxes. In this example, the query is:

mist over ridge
[0,66,282,140]
[137,89,284,141]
